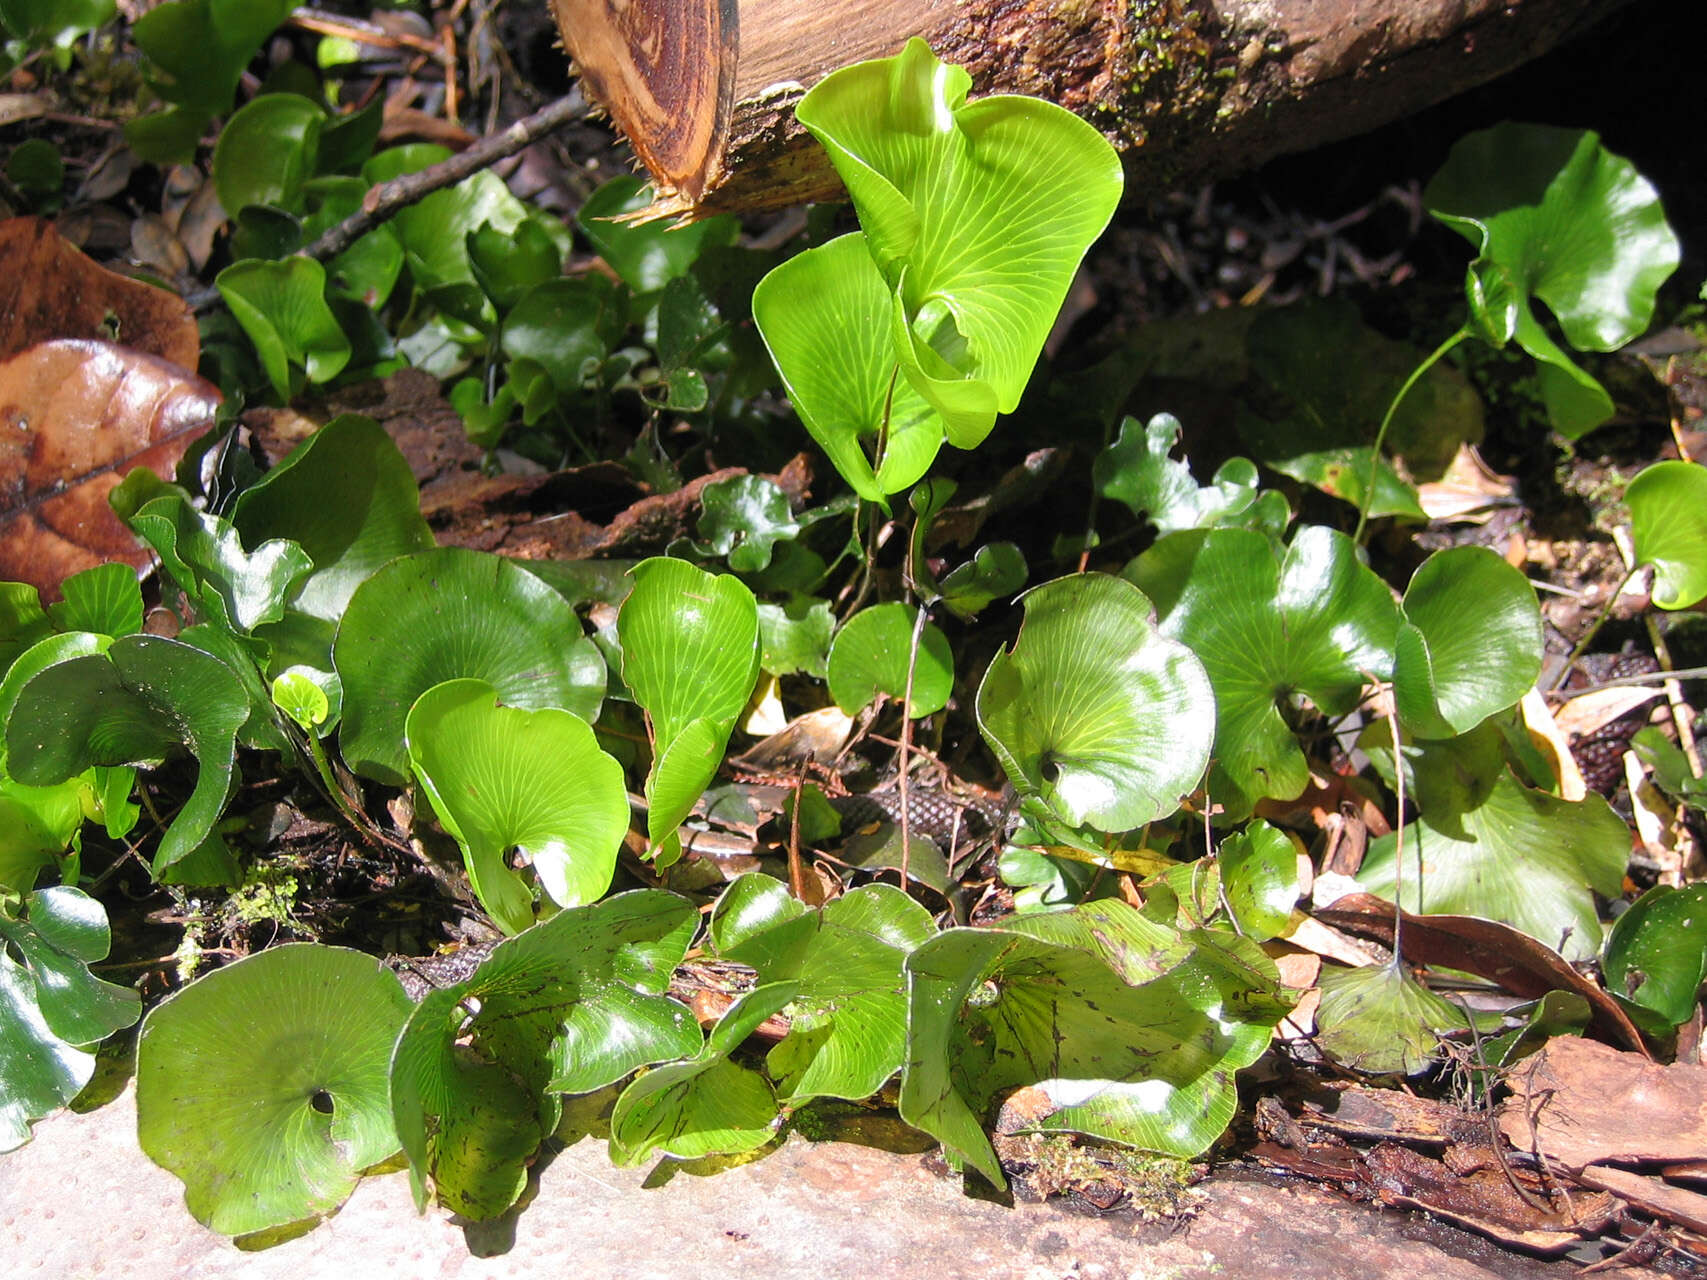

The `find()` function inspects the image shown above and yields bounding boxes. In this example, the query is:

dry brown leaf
[1577,1164,1707,1234]
[1415,443,1516,523]
[1521,688,1588,802]
[0,339,221,595]
[1554,686,1665,740]
[0,217,199,367]
[1500,1037,1707,1170]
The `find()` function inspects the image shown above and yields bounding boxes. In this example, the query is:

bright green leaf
[390,890,699,1217]
[1394,546,1541,739]
[136,944,411,1236]
[406,679,629,934]
[46,564,142,638]
[1095,413,1289,537]
[0,887,139,1049]
[796,38,1122,447]
[1628,460,1707,609]
[336,548,605,784]
[1129,526,1402,814]
[827,602,952,719]
[1218,820,1299,942]
[756,596,834,679]
[696,475,799,573]
[618,558,758,857]
[753,232,947,503]
[938,543,1026,620]
[127,492,313,634]
[977,574,1212,832]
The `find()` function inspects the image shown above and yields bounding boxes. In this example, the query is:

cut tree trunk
[549,0,1633,218]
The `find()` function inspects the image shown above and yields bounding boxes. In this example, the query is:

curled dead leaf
[0,339,221,595]
[1315,892,1645,1052]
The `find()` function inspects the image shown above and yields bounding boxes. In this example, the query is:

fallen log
[548,0,1632,218]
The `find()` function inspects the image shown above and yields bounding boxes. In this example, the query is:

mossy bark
[550,0,1632,217]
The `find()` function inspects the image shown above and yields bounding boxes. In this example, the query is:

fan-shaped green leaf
[607,984,790,1166]
[212,93,323,216]
[977,574,1212,832]
[827,602,952,718]
[1425,123,1680,437]
[136,944,411,1237]
[1603,884,1707,1030]
[335,547,605,784]
[1313,960,1469,1075]
[217,257,351,401]
[900,901,1288,1185]
[1394,546,1541,739]
[406,679,629,935]
[46,564,142,638]
[618,558,758,857]
[1358,765,1628,962]
[753,233,946,503]
[1128,526,1402,814]
[232,414,435,623]
[1628,460,1707,609]
[6,636,248,873]
[390,890,699,1217]
[795,38,1122,448]
[710,876,936,1103]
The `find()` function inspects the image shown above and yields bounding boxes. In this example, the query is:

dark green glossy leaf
[217,257,351,400]
[391,891,700,1215]
[0,582,52,674]
[137,944,411,1235]
[1603,884,1707,1029]
[938,543,1026,620]
[468,217,562,310]
[1426,123,1680,437]
[212,93,322,216]
[977,574,1212,832]
[127,491,313,634]
[0,886,139,1049]
[575,175,739,293]
[336,548,605,784]
[501,276,620,392]
[232,414,435,622]
[696,475,799,573]
[1095,413,1289,537]
[6,636,248,873]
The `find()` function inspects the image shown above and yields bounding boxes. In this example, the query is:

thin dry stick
[186,88,586,310]
[895,601,932,890]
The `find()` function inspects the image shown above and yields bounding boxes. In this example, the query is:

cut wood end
[549,0,736,203]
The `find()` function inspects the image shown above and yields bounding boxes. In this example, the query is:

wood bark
[549,0,1633,219]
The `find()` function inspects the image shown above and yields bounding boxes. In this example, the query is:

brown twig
[186,88,586,310]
